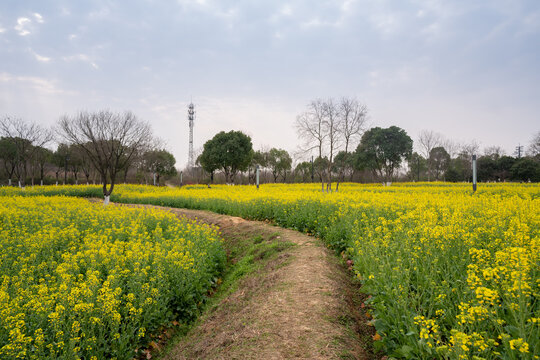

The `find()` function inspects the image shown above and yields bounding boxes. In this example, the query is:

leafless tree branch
[58,110,152,202]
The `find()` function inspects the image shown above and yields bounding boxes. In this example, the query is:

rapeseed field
[0,196,225,359]
[1,183,537,359]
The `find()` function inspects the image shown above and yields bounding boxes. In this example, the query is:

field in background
[1,183,538,359]
[0,196,225,359]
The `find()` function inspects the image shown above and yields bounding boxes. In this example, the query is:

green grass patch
[157,230,295,359]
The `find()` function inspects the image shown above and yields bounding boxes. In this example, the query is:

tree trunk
[21,162,27,187]
[102,174,115,206]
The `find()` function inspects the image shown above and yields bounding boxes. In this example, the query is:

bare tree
[0,116,52,187]
[295,99,328,190]
[458,140,480,181]
[483,146,506,159]
[323,98,340,192]
[460,140,480,158]
[295,99,327,160]
[443,138,462,159]
[59,110,152,204]
[527,131,540,157]
[417,130,443,181]
[296,97,369,191]
[339,98,368,153]
[336,97,367,191]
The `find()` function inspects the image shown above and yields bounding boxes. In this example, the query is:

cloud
[33,52,51,63]
[300,18,327,29]
[88,6,111,20]
[62,54,99,69]
[299,15,343,29]
[369,13,400,35]
[0,72,75,95]
[280,5,292,16]
[340,0,357,11]
[517,11,540,36]
[296,1,357,30]
[0,73,80,131]
[13,13,44,36]
[15,17,32,36]
[177,0,239,22]
[33,13,44,23]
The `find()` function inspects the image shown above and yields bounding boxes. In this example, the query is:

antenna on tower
[188,101,195,168]
[515,144,524,159]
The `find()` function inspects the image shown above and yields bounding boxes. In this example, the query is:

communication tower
[188,102,195,168]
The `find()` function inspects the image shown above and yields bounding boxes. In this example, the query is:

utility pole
[188,102,195,168]
[472,155,477,192]
[256,165,260,189]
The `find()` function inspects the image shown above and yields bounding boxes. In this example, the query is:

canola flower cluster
[0,196,225,360]
[1,182,538,359]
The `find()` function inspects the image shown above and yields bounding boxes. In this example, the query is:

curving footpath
[125,204,378,360]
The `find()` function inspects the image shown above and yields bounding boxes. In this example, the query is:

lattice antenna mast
[188,102,195,168]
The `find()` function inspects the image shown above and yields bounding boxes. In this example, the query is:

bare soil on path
[122,204,378,360]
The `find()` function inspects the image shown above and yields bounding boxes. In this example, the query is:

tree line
[2,100,539,197]
[1,112,178,202]
[196,97,539,188]
[195,97,539,187]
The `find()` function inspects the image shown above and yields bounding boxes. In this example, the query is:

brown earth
[120,204,378,360]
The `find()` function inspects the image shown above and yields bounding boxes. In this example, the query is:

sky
[1,0,539,167]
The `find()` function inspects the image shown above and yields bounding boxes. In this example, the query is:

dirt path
[124,204,377,360]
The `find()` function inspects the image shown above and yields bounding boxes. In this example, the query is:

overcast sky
[1,0,539,166]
